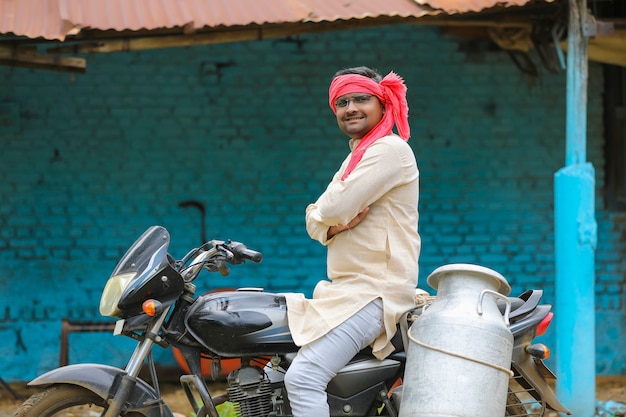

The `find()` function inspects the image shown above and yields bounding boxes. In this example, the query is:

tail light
[535,312,553,336]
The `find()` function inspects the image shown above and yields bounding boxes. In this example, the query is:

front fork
[102,375,139,417]
[103,307,171,417]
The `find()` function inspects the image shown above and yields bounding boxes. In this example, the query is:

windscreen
[110,225,171,279]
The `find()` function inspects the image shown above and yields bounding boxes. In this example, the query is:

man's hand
[327,207,370,240]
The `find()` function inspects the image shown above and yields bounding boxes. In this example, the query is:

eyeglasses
[335,94,373,108]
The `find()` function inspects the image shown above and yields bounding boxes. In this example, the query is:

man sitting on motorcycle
[283,66,421,417]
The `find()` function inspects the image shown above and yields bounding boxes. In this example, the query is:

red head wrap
[328,71,410,180]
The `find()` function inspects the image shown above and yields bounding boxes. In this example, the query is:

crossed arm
[326,206,370,240]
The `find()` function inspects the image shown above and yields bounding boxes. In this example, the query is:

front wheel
[14,384,144,417]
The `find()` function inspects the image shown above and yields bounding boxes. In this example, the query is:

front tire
[14,384,143,417]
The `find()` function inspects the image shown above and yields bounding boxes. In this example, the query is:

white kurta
[285,134,420,360]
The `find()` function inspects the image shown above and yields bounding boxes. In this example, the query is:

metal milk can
[399,263,514,417]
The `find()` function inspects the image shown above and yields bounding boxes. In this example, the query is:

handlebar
[179,239,262,282]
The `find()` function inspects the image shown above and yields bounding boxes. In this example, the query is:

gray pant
[283,299,385,417]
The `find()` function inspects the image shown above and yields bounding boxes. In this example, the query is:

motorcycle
[14,225,571,417]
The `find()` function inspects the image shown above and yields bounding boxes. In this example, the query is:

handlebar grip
[229,242,263,263]
[241,248,263,263]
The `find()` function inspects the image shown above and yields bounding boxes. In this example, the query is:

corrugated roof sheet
[0,0,551,41]
[414,0,543,13]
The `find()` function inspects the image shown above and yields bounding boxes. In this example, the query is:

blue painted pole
[555,0,597,415]
[555,164,596,416]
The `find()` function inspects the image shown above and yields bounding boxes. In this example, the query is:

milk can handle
[477,289,511,326]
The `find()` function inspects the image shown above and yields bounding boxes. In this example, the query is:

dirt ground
[595,376,626,403]
[0,380,225,416]
[0,376,625,416]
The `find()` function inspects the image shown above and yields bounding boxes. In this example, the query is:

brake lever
[221,247,235,262]
[216,259,231,276]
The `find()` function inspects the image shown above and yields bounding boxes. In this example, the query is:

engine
[226,366,274,417]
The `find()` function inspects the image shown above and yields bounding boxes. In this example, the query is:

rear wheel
[14,384,144,417]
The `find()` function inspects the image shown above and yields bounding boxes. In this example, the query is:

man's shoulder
[371,135,413,152]
[376,134,408,143]
[369,135,417,168]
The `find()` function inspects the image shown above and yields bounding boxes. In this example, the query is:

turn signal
[142,299,163,317]
[526,343,550,359]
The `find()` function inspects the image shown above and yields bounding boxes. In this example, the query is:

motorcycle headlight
[99,272,136,317]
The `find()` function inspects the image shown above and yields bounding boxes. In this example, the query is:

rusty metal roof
[413,0,545,13]
[0,0,552,42]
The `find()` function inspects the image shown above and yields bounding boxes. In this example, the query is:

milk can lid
[426,263,512,296]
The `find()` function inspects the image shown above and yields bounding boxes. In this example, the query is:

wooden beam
[48,19,414,54]
[47,16,533,55]
[0,45,86,73]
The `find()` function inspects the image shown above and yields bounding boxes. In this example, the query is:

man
[284,66,420,417]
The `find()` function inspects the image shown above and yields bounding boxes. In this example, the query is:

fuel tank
[185,289,297,357]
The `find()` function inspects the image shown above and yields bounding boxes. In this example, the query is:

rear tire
[14,384,144,417]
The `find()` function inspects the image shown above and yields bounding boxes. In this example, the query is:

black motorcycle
[14,225,570,417]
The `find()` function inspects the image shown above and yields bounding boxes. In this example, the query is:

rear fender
[513,357,571,414]
[28,363,175,417]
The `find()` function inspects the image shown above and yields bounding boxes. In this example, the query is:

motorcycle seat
[496,289,543,322]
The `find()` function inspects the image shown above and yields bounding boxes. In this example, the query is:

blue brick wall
[0,24,624,381]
